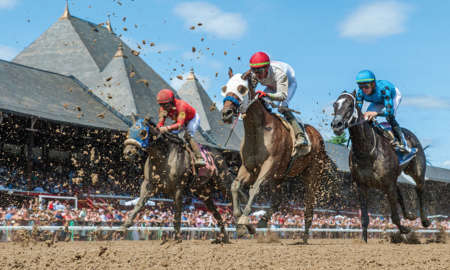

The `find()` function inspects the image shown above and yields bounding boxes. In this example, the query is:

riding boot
[392,126,411,153]
[282,110,309,154]
[184,133,206,167]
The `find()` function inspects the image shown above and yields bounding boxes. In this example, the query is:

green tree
[327,133,348,145]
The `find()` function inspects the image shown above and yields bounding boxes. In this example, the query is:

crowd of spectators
[1,200,448,232]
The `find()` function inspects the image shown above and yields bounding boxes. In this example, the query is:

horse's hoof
[237,225,248,238]
[237,216,250,225]
[400,227,411,235]
[422,219,431,228]
[406,212,417,220]
[246,224,256,235]
[302,235,309,245]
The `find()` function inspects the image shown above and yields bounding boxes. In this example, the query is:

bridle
[335,93,377,154]
[336,93,368,128]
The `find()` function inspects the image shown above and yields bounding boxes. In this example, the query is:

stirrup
[398,148,417,166]
[194,158,206,168]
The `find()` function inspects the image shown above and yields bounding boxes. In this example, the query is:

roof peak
[187,68,196,80]
[114,43,127,58]
[106,15,113,33]
[59,0,71,20]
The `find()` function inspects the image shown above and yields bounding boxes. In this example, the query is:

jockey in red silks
[156,89,206,167]
[243,51,309,156]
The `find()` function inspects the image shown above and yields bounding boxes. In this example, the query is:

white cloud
[339,1,412,40]
[0,0,19,9]
[0,45,19,60]
[403,96,450,110]
[174,2,247,39]
[442,160,450,169]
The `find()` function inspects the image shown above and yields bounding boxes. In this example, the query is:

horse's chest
[352,160,390,187]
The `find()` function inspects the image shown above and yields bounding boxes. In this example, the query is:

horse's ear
[143,114,151,125]
[228,67,233,78]
[221,85,227,95]
[351,89,357,97]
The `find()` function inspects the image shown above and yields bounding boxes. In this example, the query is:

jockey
[243,51,308,155]
[355,70,415,155]
[156,89,206,167]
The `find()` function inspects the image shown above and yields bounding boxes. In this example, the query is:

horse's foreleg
[386,186,410,235]
[174,188,183,243]
[396,185,416,220]
[303,181,317,244]
[231,166,251,219]
[258,182,282,229]
[121,178,150,230]
[358,183,370,243]
[203,197,229,244]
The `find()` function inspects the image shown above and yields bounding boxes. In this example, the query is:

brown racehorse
[121,115,233,243]
[331,91,430,242]
[221,69,332,243]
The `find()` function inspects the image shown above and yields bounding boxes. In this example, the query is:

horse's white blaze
[336,98,346,110]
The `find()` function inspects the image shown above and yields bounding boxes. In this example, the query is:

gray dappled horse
[331,91,430,242]
[120,116,232,243]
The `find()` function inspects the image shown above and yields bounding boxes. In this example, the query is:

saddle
[274,114,311,157]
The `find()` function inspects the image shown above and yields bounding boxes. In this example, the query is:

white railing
[0,226,447,233]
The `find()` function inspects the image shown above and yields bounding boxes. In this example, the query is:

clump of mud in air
[257,231,281,244]
[426,227,447,244]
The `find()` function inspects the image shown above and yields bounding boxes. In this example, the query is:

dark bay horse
[331,91,430,242]
[120,116,233,243]
[221,69,333,243]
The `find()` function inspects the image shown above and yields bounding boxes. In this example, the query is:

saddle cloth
[374,122,416,166]
[187,144,218,178]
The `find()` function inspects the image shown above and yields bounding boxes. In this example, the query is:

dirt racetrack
[0,238,448,270]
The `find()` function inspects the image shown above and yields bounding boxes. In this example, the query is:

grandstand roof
[0,60,129,131]
[13,7,172,118]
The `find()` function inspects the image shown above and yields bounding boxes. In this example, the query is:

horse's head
[221,68,249,124]
[123,114,160,161]
[331,91,359,135]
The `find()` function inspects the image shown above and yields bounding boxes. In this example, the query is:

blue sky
[1,0,449,168]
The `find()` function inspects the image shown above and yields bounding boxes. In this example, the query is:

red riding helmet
[249,52,270,68]
[157,89,175,104]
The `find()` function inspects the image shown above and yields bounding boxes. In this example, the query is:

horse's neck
[148,141,187,168]
[349,116,377,158]
[243,101,268,140]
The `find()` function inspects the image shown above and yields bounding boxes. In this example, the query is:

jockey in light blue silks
[355,70,416,156]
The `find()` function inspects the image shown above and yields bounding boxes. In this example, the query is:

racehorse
[120,115,233,243]
[221,69,333,243]
[331,91,430,242]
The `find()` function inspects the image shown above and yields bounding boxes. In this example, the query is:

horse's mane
[146,118,186,146]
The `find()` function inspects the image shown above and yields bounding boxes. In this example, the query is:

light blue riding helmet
[356,70,376,83]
